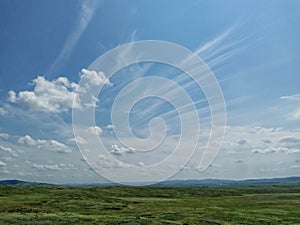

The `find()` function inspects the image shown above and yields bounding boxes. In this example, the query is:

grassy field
[0,184,299,224]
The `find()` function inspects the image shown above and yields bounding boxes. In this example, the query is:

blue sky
[0,0,300,184]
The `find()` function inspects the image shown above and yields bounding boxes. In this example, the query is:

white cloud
[84,95,99,108]
[80,68,110,86]
[18,135,35,145]
[8,90,16,103]
[32,163,45,170]
[92,154,129,170]
[195,26,233,58]
[87,126,102,136]
[32,163,60,171]
[18,135,72,153]
[59,163,74,169]
[47,0,100,74]
[0,107,8,116]
[137,162,144,167]
[0,145,18,157]
[279,136,300,148]
[110,144,135,155]
[0,160,6,167]
[222,126,300,155]
[8,76,81,112]
[280,93,300,101]
[31,162,74,171]
[280,94,300,120]
[8,69,110,113]
[105,124,115,129]
[68,136,87,144]
[291,108,300,120]
[252,147,289,154]
[0,133,9,139]
[44,164,60,171]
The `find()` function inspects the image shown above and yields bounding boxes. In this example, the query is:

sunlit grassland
[0,185,299,224]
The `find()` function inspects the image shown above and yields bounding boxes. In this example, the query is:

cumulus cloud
[8,69,110,113]
[252,144,300,154]
[18,135,72,153]
[68,136,87,144]
[110,144,135,155]
[0,145,18,157]
[8,76,81,112]
[83,95,99,108]
[32,163,45,170]
[252,147,278,154]
[92,154,129,170]
[87,126,102,136]
[280,137,300,142]
[31,162,74,171]
[32,163,58,171]
[80,68,111,86]
[222,126,300,155]
[44,164,60,171]
[279,136,300,148]
[18,135,35,145]
[105,124,115,129]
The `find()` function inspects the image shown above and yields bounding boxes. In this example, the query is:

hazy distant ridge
[1,177,299,187]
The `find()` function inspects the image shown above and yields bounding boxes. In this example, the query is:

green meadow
[0,185,299,224]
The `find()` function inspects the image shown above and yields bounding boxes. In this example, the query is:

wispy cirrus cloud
[194,25,249,69]
[280,93,300,101]
[280,93,300,120]
[48,0,101,74]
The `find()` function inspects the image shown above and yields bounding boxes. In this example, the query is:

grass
[0,185,299,224]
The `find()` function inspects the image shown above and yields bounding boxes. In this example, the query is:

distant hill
[156,177,300,187]
[0,177,299,187]
[0,179,52,187]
